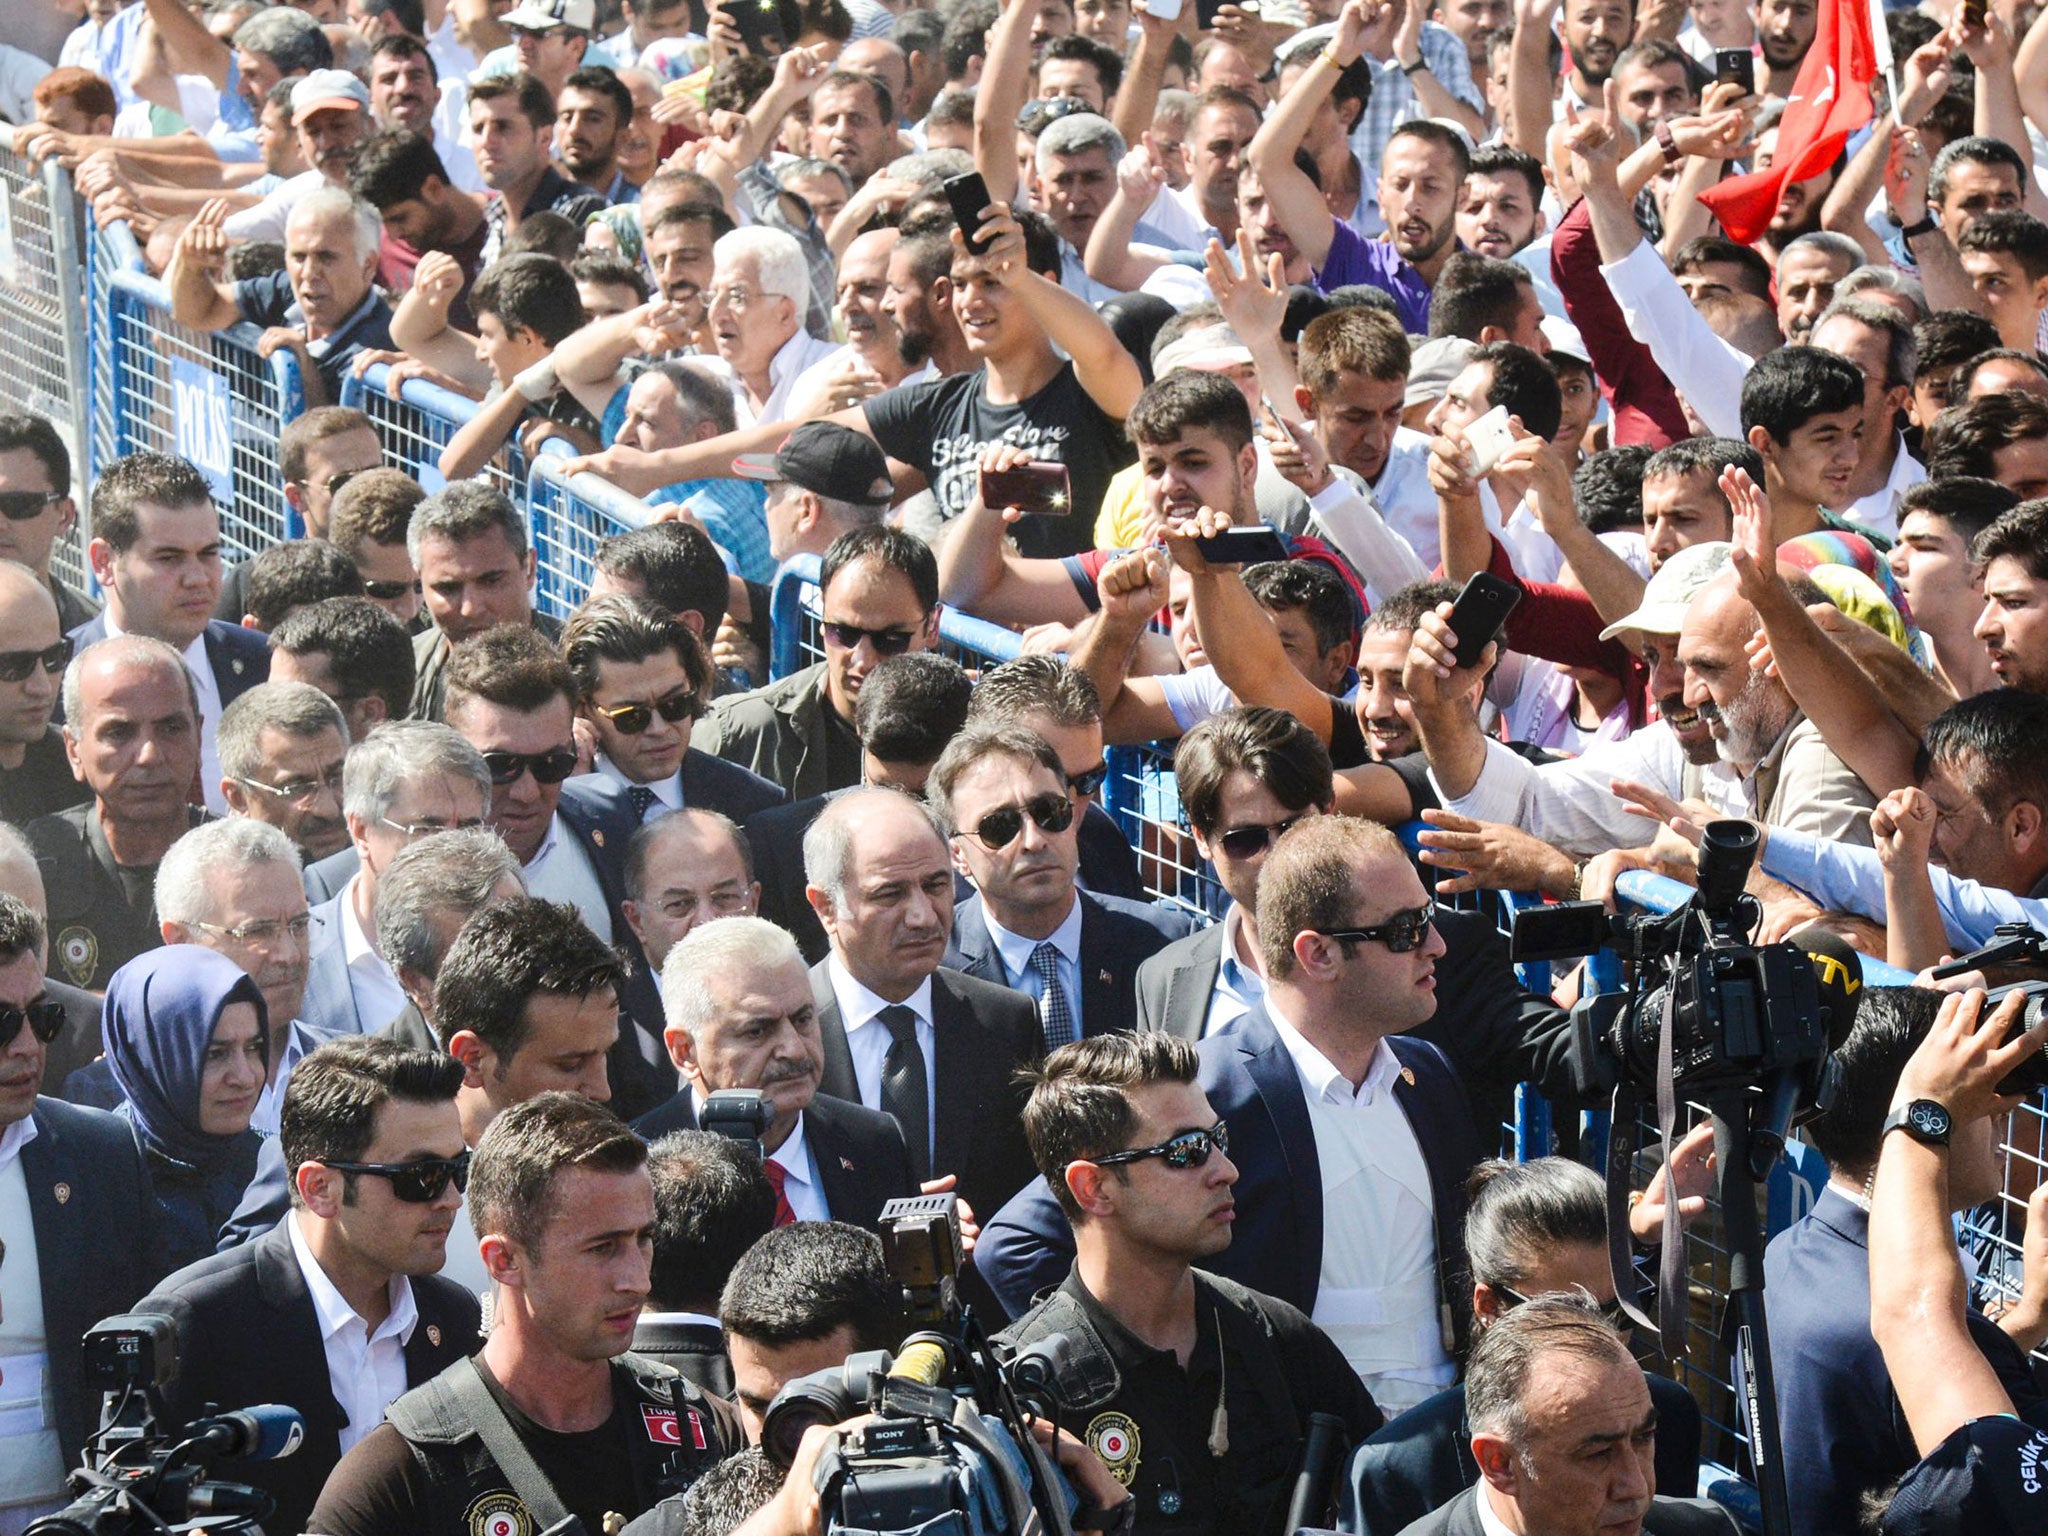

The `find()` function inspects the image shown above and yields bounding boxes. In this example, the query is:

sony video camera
[27,1315,304,1536]
[759,1195,1090,1536]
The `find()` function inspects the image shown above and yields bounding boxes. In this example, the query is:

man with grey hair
[373,826,526,1053]
[166,171,393,408]
[1035,111,1126,302]
[801,787,1040,1227]
[634,915,917,1233]
[1774,229,1864,345]
[28,636,210,990]
[735,422,894,571]
[708,227,839,426]
[152,818,330,1136]
[619,808,760,981]
[218,681,352,861]
[1401,1293,1735,1535]
[405,482,555,721]
[301,721,493,1038]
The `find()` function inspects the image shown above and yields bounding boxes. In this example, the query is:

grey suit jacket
[1391,1487,1737,1536]
[1133,921,1232,1038]
[301,887,399,1037]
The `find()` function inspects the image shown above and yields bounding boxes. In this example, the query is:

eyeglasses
[0,999,66,1050]
[1313,903,1436,955]
[233,765,346,804]
[706,285,764,311]
[822,621,921,655]
[188,914,313,948]
[0,638,71,684]
[323,468,369,500]
[1066,762,1108,799]
[0,490,64,521]
[319,1150,472,1203]
[1088,1121,1229,1171]
[963,791,1074,850]
[597,689,699,735]
[1493,1284,1628,1328]
[361,577,421,602]
[482,747,579,786]
[381,814,489,839]
[1216,813,1306,861]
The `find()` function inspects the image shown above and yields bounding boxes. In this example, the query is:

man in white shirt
[305,721,493,1039]
[707,227,841,426]
[133,1036,483,1536]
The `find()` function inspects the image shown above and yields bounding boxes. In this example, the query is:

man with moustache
[217,682,353,863]
[786,228,940,418]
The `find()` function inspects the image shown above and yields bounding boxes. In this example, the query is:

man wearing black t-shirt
[308,1094,740,1536]
[0,562,87,825]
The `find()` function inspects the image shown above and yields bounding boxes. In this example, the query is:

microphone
[1789,924,1865,1051]
[187,1405,305,1462]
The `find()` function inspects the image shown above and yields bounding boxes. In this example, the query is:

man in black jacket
[636,1130,778,1397]
[136,1037,483,1536]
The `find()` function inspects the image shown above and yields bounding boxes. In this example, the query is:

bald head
[621,807,760,972]
[0,559,56,620]
[0,561,63,755]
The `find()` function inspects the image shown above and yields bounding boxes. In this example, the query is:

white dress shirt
[286,1212,418,1455]
[1263,999,1455,1414]
[1838,437,1924,539]
[339,876,410,1036]
[1477,1481,1521,1536]
[1371,430,1445,571]
[523,813,613,942]
[595,755,683,822]
[982,895,1084,1040]
[766,1112,830,1223]
[748,330,847,427]
[825,956,937,1165]
[101,612,228,815]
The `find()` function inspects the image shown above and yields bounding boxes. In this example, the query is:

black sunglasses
[361,577,421,602]
[0,490,64,521]
[1090,1120,1229,1171]
[320,1150,471,1203]
[0,999,67,1050]
[822,621,920,656]
[324,468,369,499]
[1067,762,1108,799]
[1314,903,1436,955]
[0,638,71,684]
[1494,1284,1628,1328]
[1216,813,1306,861]
[963,791,1074,850]
[482,747,579,786]
[598,689,699,736]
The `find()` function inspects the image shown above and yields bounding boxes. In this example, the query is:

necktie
[877,1004,931,1183]
[763,1158,797,1227]
[626,785,659,822]
[1029,942,1076,1051]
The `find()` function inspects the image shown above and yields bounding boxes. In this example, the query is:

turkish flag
[1697,0,1878,245]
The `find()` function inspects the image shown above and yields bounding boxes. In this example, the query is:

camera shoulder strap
[446,1357,587,1536]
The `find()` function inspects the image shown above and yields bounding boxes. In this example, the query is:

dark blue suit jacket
[976,1006,1483,1327]
[677,748,786,822]
[943,888,1194,1041]
[63,615,269,715]
[23,1096,168,1467]
[1765,1183,2048,1534]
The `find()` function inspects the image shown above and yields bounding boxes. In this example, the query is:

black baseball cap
[734,423,891,506]
[1881,1416,2048,1535]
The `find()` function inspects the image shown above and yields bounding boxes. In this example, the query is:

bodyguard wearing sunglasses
[931,723,1191,1045]
[980,816,1484,1414]
[212,408,386,628]
[131,1038,482,1536]
[562,594,786,828]
[0,561,89,823]
[996,1032,1384,1536]
[0,413,96,636]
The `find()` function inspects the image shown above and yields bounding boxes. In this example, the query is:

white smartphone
[1465,404,1515,477]
[1138,0,1183,18]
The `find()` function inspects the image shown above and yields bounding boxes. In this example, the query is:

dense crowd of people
[3,0,2048,1531]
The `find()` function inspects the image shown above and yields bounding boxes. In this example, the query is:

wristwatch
[1654,121,1682,166]
[1401,55,1428,75]
[1898,211,1938,241]
[1882,1098,1954,1147]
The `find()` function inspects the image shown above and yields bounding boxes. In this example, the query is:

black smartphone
[942,171,995,254]
[1509,901,1614,964]
[979,460,1072,516]
[1195,0,1236,28]
[699,1088,771,1159]
[1713,47,1752,89]
[1188,526,1290,565]
[726,0,788,56]
[1445,570,1521,669]
[1962,0,1986,27]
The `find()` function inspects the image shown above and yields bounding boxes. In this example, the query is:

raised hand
[1872,785,1938,871]
[1719,462,1777,603]
[1403,601,1496,706]
[1096,546,1171,624]
[179,198,232,278]
[1895,987,2046,1129]
[1414,809,1578,897]
[1896,31,1955,126]
[1117,144,1165,205]
[1267,411,1334,496]
[1205,229,1287,346]
[413,249,466,312]
[1629,1119,1718,1242]
[1161,504,1234,574]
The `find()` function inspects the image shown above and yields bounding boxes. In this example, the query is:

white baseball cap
[502,0,599,32]
[1597,541,1734,641]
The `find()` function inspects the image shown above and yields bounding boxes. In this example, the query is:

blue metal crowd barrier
[767,554,1024,681]
[525,448,668,619]
[339,363,531,507]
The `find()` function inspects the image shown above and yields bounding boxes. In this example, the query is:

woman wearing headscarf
[102,946,271,1271]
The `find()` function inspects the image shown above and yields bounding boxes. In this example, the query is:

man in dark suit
[633,915,917,1231]
[618,809,762,1035]
[1765,986,2048,1534]
[1390,1295,1736,1536]
[135,1038,482,1536]
[66,451,270,816]
[930,722,1190,1044]
[0,892,163,1518]
[803,787,1043,1232]
[979,817,1484,1414]
[638,1130,779,1397]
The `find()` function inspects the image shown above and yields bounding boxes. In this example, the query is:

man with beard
[1455,146,1546,261]
[225,71,378,243]
[468,71,607,266]
[785,229,938,418]
[552,198,730,397]
[881,216,973,377]
[1756,0,1818,98]
[348,129,489,323]
[1751,121,1836,260]
[555,66,634,202]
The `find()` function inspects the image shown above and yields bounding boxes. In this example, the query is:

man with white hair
[634,915,918,1232]
[708,227,840,426]
[153,818,332,1135]
[301,721,494,1039]
[166,182,394,407]
[372,826,526,1053]
[1035,111,1126,302]
[218,682,353,863]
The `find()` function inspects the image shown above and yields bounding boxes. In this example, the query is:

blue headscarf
[102,945,270,1173]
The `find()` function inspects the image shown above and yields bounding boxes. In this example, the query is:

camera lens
[1995,991,2048,1098]
[760,1377,859,1469]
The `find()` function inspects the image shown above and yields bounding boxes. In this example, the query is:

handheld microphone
[187,1405,305,1462]
[1789,924,1865,1052]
